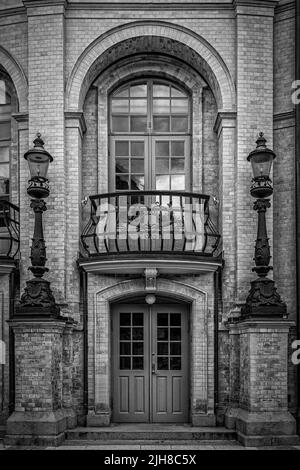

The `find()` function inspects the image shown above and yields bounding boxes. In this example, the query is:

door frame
[111,298,191,423]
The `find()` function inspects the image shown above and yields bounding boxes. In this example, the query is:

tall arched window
[0,74,11,201]
[109,79,191,193]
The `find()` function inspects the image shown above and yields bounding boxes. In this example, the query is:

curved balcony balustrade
[80,191,221,264]
[0,199,20,262]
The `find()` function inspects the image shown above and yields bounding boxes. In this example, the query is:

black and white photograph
[0,0,299,456]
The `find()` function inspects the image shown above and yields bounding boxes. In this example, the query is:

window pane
[171,86,186,98]
[170,328,181,340]
[171,116,188,132]
[116,158,129,173]
[132,327,143,340]
[170,357,181,370]
[132,357,144,370]
[156,158,169,174]
[120,313,131,325]
[130,84,147,97]
[0,147,9,163]
[116,174,129,190]
[112,116,129,132]
[157,357,168,370]
[112,99,129,113]
[153,99,170,114]
[132,313,143,326]
[120,342,131,355]
[157,342,168,355]
[170,313,181,326]
[0,177,9,195]
[155,141,169,156]
[157,313,168,326]
[156,175,170,190]
[170,343,181,355]
[115,141,129,156]
[132,342,143,355]
[131,159,144,173]
[0,80,11,105]
[131,141,144,156]
[171,141,184,156]
[120,327,131,340]
[153,84,170,97]
[113,86,129,98]
[171,159,185,173]
[153,116,170,132]
[120,357,131,369]
[171,175,185,190]
[171,99,188,114]
[130,116,147,132]
[157,328,168,340]
[130,99,147,114]
[0,165,9,179]
[0,122,11,140]
[130,175,144,191]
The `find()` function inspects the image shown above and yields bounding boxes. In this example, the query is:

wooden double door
[112,303,189,423]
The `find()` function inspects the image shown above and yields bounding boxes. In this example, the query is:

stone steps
[65,426,237,443]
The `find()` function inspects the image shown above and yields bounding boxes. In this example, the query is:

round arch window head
[247,132,275,198]
[24,133,53,181]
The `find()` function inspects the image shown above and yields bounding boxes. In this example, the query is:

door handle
[152,353,156,375]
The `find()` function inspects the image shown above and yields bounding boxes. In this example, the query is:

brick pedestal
[5,319,70,446]
[225,319,298,447]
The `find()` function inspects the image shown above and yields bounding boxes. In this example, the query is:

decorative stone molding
[144,268,158,291]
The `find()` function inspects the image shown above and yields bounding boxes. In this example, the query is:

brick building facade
[0,0,299,446]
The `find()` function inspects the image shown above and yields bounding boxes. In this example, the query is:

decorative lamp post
[241,132,287,318]
[16,133,60,318]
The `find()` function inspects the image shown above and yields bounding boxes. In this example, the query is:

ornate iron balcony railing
[81,191,221,257]
[0,200,20,259]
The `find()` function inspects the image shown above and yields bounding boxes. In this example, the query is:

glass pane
[115,141,129,156]
[171,141,184,156]
[157,342,168,355]
[155,141,169,156]
[0,147,9,163]
[130,116,147,132]
[171,175,185,190]
[120,327,131,340]
[120,357,131,370]
[132,327,143,340]
[132,342,143,355]
[171,99,188,114]
[153,99,170,114]
[130,84,147,97]
[131,141,144,156]
[171,86,186,98]
[130,99,147,114]
[171,159,185,173]
[170,328,181,341]
[156,158,169,174]
[0,122,11,140]
[170,357,181,370]
[171,116,188,132]
[157,357,169,370]
[112,99,129,113]
[0,165,9,178]
[170,313,181,326]
[0,177,9,195]
[116,158,129,173]
[156,175,170,190]
[153,116,170,132]
[112,116,129,132]
[130,175,144,191]
[157,328,168,340]
[132,313,143,326]
[120,342,131,355]
[113,86,129,98]
[116,174,129,190]
[132,357,144,370]
[120,313,131,326]
[131,159,144,173]
[170,343,181,355]
[153,84,170,97]
[157,313,168,326]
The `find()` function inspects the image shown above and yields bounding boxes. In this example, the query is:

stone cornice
[23,0,67,15]
[67,2,233,11]
[12,112,28,122]
[213,111,236,136]
[273,110,295,122]
[65,111,87,137]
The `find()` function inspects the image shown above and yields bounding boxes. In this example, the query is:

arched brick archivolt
[0,46,28,112]
[66,21,236,113]
[88,277,215,425]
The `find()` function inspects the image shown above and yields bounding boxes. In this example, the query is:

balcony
[79,191,222,275]
[0,200,19,272]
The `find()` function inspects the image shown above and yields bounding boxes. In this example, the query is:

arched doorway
[111,296,190,423]
[109,78,191,193]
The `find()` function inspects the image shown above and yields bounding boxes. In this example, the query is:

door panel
[112,303,189,423]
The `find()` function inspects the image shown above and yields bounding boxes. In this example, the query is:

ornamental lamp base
[15,278,61,319]
[241,277,287,319]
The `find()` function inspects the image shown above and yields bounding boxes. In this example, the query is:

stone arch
[66,21,235,113]
[0,46,28,112]
[87,277,215,425]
